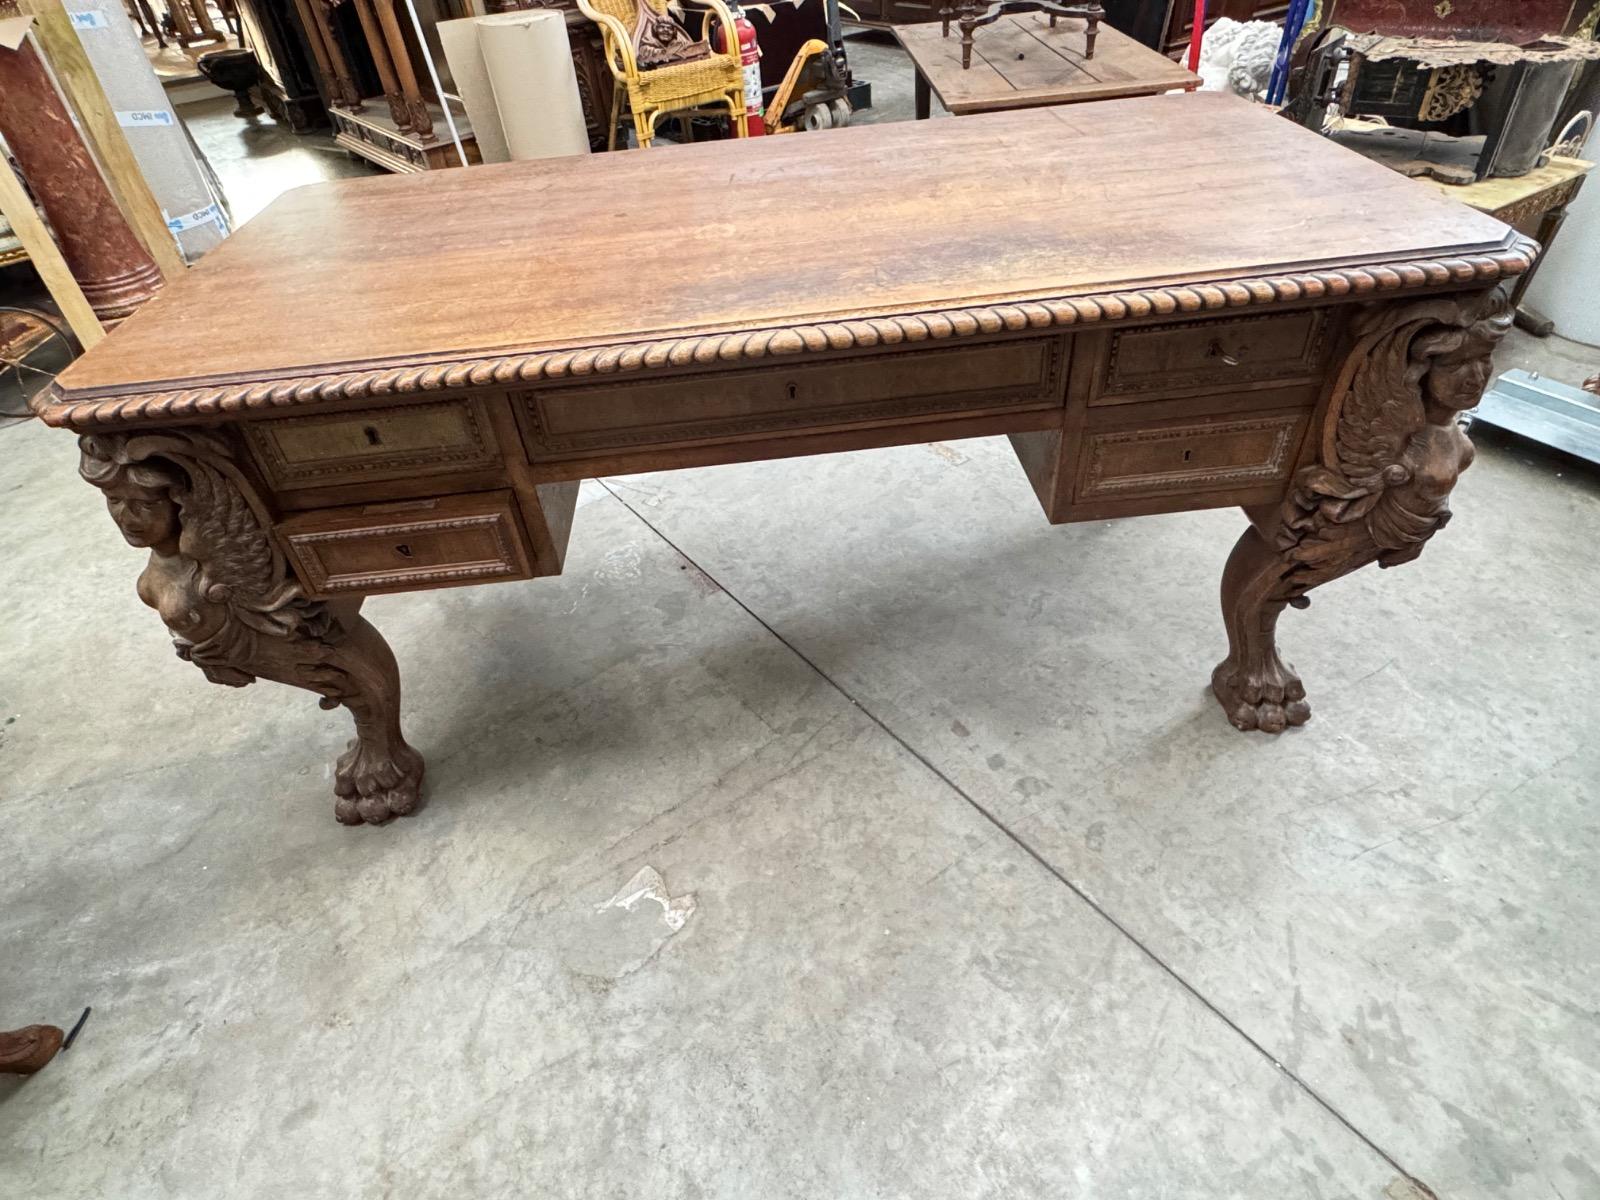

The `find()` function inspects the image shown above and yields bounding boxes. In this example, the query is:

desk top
[43,93,1532,430]
[894,14,1198,114]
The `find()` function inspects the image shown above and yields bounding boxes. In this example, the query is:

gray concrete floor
[3,50,1600,1200]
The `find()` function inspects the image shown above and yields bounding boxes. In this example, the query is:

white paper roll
[476,11,590,162]
[439,16,510,164]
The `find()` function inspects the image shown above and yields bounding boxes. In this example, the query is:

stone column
[0,40,163,322]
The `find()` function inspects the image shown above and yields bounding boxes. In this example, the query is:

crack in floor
[597,475,1428,1191]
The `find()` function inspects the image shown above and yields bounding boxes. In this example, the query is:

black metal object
[198,47,266,118]
[944,0,1103,70]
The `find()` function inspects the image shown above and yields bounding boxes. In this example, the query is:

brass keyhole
[1207,340,1242,367]
[394,543,413,558]
[363,425,382,446]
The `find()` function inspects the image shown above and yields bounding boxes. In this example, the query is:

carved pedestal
[78,430,424,824]
[1212,291,1513,732]
[0,41,163,323]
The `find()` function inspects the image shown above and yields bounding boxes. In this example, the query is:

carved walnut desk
[36,93,1531,826]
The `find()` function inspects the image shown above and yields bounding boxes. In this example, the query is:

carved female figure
[79,432,424,824]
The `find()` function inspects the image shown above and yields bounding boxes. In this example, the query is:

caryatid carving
[79,430,424,824]
[1212,289,1513,733]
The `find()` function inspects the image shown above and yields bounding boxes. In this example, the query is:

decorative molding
[36,237,1539,431]
[1491,178,1583,228]
[282,508,528,595]
[1082,414,1301,497]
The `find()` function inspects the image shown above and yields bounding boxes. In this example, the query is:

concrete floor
[3,52,1600,1200]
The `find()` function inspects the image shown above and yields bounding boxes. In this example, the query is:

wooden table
[894,14,1198,119]
[38,93,1530,827]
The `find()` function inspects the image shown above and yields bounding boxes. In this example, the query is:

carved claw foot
[1211,655,1311,734]
[333,736,425,825]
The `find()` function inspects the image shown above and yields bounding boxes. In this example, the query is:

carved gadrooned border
[36,239,1538,431]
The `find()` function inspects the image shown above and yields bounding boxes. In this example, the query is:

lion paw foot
[1211,659,1311,734]
[333,737,425,825]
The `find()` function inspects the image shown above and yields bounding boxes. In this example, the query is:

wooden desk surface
[48,92,1523,426]
[894,15,1198,115]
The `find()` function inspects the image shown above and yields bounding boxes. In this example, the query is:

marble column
[0,40,163,322]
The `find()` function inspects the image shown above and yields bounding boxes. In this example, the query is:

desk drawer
[279,491,532,598]
[1098,311,1328,400]
[519,337,1066,456]
[245,397,500,490]
[1075,409,1309,502]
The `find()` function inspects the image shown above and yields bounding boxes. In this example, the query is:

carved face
[102,478,180,551]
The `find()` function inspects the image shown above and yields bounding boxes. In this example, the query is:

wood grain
[48,92,1521,413]
[895,13,1197,115]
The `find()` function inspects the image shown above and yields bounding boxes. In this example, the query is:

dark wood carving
[1211,290,1512,733]
[77,429,424,823]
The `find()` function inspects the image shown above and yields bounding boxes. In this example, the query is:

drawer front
[279,491,531,598]
[520,337,1067,456]
[1098,311,1328,400]
[246,397,500,490]
[1076,410,1309,502]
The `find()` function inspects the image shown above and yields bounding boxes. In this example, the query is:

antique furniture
[296,0,483,171]
[233,0,328,130]
[896,14,1195,118]
[943,0,1102,71]
[0,1025,64,1075]
[198,46,266,116]
[576,0,747,148]
[36,93,1531,827]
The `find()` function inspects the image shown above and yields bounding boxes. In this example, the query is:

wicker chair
[576,0,749,149]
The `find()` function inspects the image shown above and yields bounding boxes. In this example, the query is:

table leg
[1211,291,1511,733]
[915,68,931,120]
[77,428,425,824]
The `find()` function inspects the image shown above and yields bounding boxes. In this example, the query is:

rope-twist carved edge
[36,238,1538,431]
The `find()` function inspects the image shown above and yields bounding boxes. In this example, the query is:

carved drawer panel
[245,397,500,490]
[1097,311,1328,401]
[279,491,532,599]
[519,337,1067,457]
[1075,410,1310,502]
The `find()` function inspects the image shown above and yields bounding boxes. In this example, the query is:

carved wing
[1329,316,1433,495]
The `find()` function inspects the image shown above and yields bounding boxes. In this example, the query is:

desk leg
[78,428,424,825]
[1211,291,1511,733]
[915,69,931,121]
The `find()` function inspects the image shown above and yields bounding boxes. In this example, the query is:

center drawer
[518,336,1067,457]
[277,491,533,599]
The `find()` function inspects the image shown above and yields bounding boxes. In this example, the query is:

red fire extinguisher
[713,3,766,136]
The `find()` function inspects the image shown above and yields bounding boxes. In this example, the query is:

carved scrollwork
[78,428,424,823]
[1211,289,1512,734]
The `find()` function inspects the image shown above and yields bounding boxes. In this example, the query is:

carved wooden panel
[245,397,500,490]
[278,491,533,597]
[519,337,1069,457]
[1076,410,1308,501]
[1098,310,1328,400]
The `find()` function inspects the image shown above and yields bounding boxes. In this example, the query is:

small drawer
[1076,410,1309,503]
[519,337,1067,456]
[279,491,532,598]
[245,397,500,490]
[1097,311,1328,400]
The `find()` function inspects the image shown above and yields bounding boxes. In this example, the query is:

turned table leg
[78,428,424,824]
[1212,290,1513,732]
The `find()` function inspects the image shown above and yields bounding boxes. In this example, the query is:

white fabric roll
[476,11,590,162]
[439,16,510,164]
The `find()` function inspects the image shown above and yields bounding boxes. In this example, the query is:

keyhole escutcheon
[785,381,799,402]
[394,543,413,558]
[363,425,382,446]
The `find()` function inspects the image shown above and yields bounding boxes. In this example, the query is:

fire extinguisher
[713,2,766,136]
